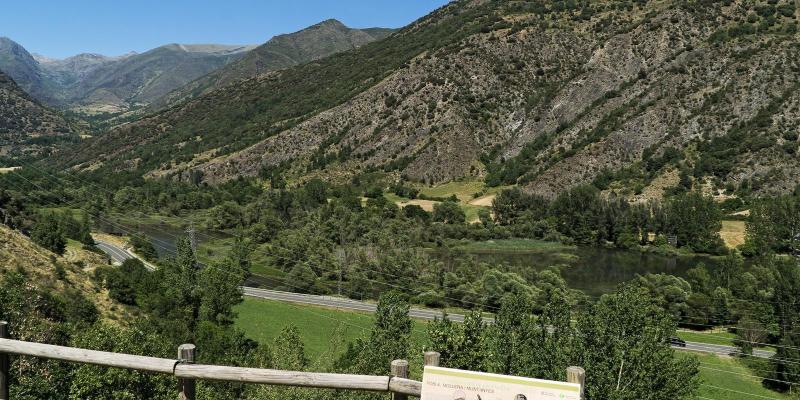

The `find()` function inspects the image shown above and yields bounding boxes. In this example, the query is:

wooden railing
[0,321,585,399]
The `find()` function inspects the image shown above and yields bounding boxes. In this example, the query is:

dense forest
[1,165,799,398]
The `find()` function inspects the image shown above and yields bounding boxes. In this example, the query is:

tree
[768,259,800,392]
[634,274,692,319]
[768,328,800,392]
[492,188,549,225]
[301,178,328,207]
[74,212,94,246]
[208,201,243,229]
[130,233,158,261]
[403,204,430,221]
[665,192,723,253]
[551,185,602,244]
[199,260,244,326]
[273,325,308,371]
[477,208,493,227]
[147,236,201,341]
[432,201,466,224]
[105,259,149,305]
[0,273,73,399]
[747,198,781,256]
[428,311,488,371]
[734,316,767,355]
[715,252,745,290]
[486,294,533,375]
[31,212,66,255]
[249,325,311,400]
[478,269,534,310]
[747,196,800,256]
[354,291,412,374]
[69,324,173,400]
[227,234,253,277]
[576,285,700,400]
[287,263,319,293]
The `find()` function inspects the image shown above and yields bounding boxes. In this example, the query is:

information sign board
[421,366,581,400]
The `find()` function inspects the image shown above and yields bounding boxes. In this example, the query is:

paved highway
[95,239,156,270]
[95,238,774,359]
[242,287,477,323]
[95,241,135,265]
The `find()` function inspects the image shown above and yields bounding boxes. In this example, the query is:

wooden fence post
[0,321,9,400]
[390,359,409,400]
[566,366,585,399]
[423,351,440,367]
[178,344,196,400]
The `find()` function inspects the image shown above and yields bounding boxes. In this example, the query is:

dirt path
[468,194,495,207]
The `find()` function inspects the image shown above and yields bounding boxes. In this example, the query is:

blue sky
[3,0,450,59]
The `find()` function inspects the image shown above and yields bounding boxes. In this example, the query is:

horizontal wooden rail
[0,337,422,396]
[0,338,177,374]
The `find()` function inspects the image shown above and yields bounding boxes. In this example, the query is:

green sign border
[425,367,580,393]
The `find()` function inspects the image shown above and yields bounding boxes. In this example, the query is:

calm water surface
[437,246,720,297]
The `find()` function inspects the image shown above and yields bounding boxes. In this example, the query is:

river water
[432,246,719,297]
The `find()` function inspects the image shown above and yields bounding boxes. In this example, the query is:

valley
[2,1,800,399]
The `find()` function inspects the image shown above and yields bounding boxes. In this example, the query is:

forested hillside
[0,70,75,157]
[3,164,800,398]
[65,0,800,196]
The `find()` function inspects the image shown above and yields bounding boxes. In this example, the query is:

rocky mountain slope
[0,37,55,103]
[0,36,253,112]
[158,19,395,106]
[55,44,256,112]
[66,0,800,196]
[34,52,131,88]
[0,70,75,157]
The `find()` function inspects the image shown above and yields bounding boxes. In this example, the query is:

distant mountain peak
[155,20,395,107]
[32,53,56,64]
[316,18,348,28]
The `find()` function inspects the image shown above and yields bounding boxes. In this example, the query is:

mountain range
[0,19,393,114]
[157,19,395,107]
[61,0,800,197]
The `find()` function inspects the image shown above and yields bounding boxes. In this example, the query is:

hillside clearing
[720,220,746,249]
[417,180,486,202]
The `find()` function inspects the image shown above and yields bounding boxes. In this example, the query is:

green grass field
[677,330,777,353]
[678,330,738,347]
[417,180,487,202]
[689,353,790,400]
[111,211,210,230]
[235,297,429,361]
[414,179,512,202]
